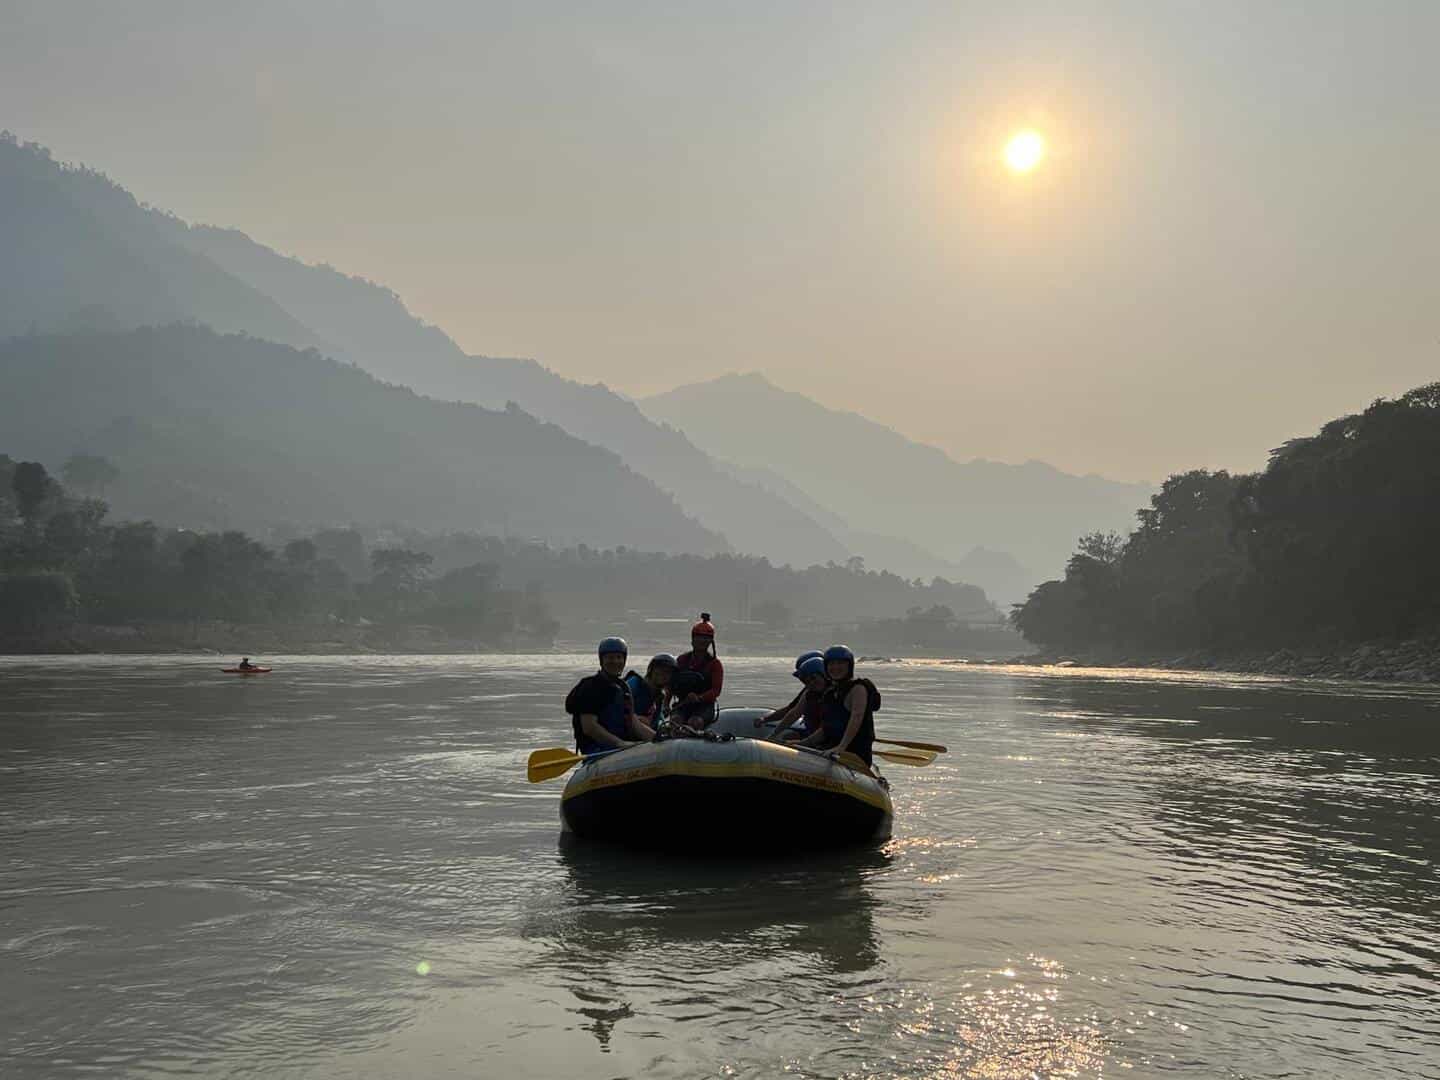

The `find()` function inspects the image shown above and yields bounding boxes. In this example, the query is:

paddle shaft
[875,737,948,754]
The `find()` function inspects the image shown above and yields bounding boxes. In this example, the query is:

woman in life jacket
[761,652,829,743]
[673,613,723,728]
[797,644,880,766]
[564,637,656,754]
[624,653,677,730]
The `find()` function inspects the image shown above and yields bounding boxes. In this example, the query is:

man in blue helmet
[756,651,827,742]
[565,637,656,754]
[796,645,880,766]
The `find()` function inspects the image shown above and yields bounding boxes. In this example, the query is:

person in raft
[796,645,880,766]
[565,637,656,754]
[671,613,723,729]
[756,651,827,742]
[237,657,258,671]
[625,653,677,730]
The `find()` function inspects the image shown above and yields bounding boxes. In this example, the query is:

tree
[0,571,79,635]
[61,454,120,496]
[752,599,793,630]
[284,538,318,565]
[426,561,504,637]
[368,548,434,619]
[12,461,57,524]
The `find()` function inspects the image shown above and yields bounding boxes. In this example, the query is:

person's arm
[797,726,827,749]
[828,686,867,757]
[579,714,633,749]
[756,686,806,728]
[629,715,656,741]
[768,697,808,741]
[697,659,724,704]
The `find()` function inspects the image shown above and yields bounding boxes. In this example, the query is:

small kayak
[221,667,271,674]
[560,708,892,849]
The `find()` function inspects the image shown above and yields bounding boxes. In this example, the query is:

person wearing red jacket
[672,613,723,729]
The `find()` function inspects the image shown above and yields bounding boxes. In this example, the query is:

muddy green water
[2,656,1438,1078]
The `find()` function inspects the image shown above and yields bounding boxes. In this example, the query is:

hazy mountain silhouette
[451,355,851,567]
[0,134,317,347]
[715,459,1035,602]
[0,135,848,567]
[164,228,851,567]
[645,373,1154,586]
[0,326,726,553]
[1,131,1125,595]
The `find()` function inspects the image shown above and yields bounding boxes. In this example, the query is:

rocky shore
[1010,636,1440,684]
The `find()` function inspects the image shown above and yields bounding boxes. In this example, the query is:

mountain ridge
[0,325,729,554]
[645,372,1155,590]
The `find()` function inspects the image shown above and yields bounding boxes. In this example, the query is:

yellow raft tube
[560,708,893,848]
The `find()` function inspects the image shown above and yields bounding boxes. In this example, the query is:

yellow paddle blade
[834,751,877,776]
[874,747,936,767]
[527,747,583,783]
[875,737,948,754]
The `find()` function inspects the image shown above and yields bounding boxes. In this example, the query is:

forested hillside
[0,326,725,554]
[1012,383,1440,657]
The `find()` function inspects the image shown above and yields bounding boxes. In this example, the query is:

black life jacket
[821,676,880,764]
[669,668,710,699]
[565,671,632,752]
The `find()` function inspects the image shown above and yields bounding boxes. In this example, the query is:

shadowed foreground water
[2,655,1438,1078]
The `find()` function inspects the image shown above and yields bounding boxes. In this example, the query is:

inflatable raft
[560,708,892,848]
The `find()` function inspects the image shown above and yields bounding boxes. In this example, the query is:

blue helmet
[794,650,823,671]
[823,644,855,674]
[794,656,827,681]
[597,636,629,659]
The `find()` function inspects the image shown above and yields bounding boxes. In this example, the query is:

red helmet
[690,612,715,638]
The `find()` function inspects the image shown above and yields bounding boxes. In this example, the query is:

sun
[1004,129,1046,174]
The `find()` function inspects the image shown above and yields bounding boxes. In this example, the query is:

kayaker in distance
[625,653,677,730]
[237,657,258,671]
[672,613,723,728]
[795,645,880,766]
[764,654,830,744]
[565,637,656,753]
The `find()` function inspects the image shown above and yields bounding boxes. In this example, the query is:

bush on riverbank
[1011,382,1440,677]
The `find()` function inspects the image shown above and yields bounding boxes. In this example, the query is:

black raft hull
[559,732,893,849]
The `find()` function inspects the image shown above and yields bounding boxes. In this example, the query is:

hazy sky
[5,1,1438,481]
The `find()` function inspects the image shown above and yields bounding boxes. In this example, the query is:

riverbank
[1010,636,1440,684]
[0,620,553,656]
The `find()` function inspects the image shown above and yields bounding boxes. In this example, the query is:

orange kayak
[221,667,271,674]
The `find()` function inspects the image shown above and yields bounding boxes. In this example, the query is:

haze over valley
[2,131,1150,609]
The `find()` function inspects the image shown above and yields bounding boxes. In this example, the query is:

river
[2,655,1438,1078]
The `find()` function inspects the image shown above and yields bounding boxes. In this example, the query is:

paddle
[875,737,948,754]
[526,744,631,783]
[873,747,936,766]
[527,738,933,784]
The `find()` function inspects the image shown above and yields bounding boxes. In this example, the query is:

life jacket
[669,664,716,725]
[674,652,716,691]
[623,671,662,721]
[800,687,828,734]
[669,668,710,699]
[565,671,633,753]
[821,677,880,765]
